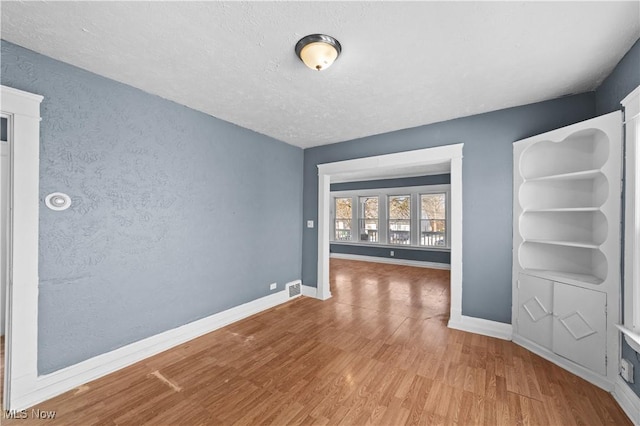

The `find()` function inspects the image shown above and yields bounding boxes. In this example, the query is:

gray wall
[330,244,450,264]
[595,38,640,396]
[596,38,640,116]
[330,174,451,264]
[1,40,304,374]
[330,174,450,191]
[303,94,596,324]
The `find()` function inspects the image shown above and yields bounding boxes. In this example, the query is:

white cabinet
[553,282,607,375]
[518,274,553,349]
[513,111,621,390]
[517,273,607,375]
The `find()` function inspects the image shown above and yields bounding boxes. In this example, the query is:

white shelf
[520,211,607,246]
[524,207,600,213]
[526,169,602,182]
[522,268,604,286]
[519,175,608,211]
[525,239,600,249]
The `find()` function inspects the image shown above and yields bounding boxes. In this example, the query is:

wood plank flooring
[1,259,631,425]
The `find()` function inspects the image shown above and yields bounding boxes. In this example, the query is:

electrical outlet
[269,283,277,291]
[621,358,634,383]
[390,250,394,256]
[307,220,314,228]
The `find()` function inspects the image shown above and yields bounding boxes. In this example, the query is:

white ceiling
[1,2,638,149]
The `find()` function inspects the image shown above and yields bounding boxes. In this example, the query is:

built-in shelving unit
[512,111,621,391]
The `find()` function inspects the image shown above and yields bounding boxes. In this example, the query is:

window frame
[330,184,451,251]
[358,195,379,243]
[419,192,448,248]
[388,194,412,246]
[333,197,354,242]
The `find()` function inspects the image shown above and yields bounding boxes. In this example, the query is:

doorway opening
[327,177,453,323]
[316,144,463,327]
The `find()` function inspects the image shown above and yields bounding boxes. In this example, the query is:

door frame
[1,85,43,410]
[316,143,464,325]
[1,112,9,339]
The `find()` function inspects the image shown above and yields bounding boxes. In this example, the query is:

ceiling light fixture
[295,34,341,71]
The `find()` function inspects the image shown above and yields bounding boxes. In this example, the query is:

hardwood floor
[2,259,631,425]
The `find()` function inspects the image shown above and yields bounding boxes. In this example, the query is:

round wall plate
[45,192,71,211]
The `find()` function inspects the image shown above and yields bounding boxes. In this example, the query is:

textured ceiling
[1,1,639,149]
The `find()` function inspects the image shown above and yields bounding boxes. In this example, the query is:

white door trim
[316,143,464,324]
[0,113,9,339]
[1,85,43,410]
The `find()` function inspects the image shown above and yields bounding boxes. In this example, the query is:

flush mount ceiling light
[295,34,342,71]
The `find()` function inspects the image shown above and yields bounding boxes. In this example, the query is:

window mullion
[380,195,388,244]
[411,193,419,246]
[351,195,358,242]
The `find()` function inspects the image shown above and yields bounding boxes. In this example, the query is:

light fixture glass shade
[295,34,341,71]
[300,42,338,71]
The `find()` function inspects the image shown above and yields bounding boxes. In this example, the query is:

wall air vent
[286,280,302,299]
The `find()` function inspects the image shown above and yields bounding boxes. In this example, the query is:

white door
[518,273,553,349]
[553,282,607,375]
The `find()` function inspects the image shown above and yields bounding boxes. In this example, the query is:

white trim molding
[301,285,318,298]
[613,377,640,426]
[623,85,640,335]
[9,287,298,411]
[448,315,512,341]
[1,85,43,410]
[317,144,464,324]
[329,252,450,270]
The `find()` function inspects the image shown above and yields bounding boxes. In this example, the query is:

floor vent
[286,280,302,299]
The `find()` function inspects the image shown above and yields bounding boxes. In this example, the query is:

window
[389,195,411,245]
[359,196,378,242]
[330,184,450,249]
[334,197,352,241]
[420,193,446,247]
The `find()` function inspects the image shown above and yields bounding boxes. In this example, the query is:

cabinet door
[518,274,553,349]
[553,283,606,375]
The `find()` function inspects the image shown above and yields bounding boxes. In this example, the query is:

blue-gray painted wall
[330,174,450,192]
[596,38,640,116]
[303,94,596,324]
[595,37,640,396]
[1,40,304,374]
[330,244,450,264]
[1,117,7,141]
[330,174,451,264]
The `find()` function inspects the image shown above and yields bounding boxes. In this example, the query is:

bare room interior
[1,1,640,425]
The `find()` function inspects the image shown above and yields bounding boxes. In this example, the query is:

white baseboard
[614,377,640,425]
[301,285,318,298]
[448,315,512,340]
[330,252,450,270]
[512,334,613,392]
[10,287,298,411]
